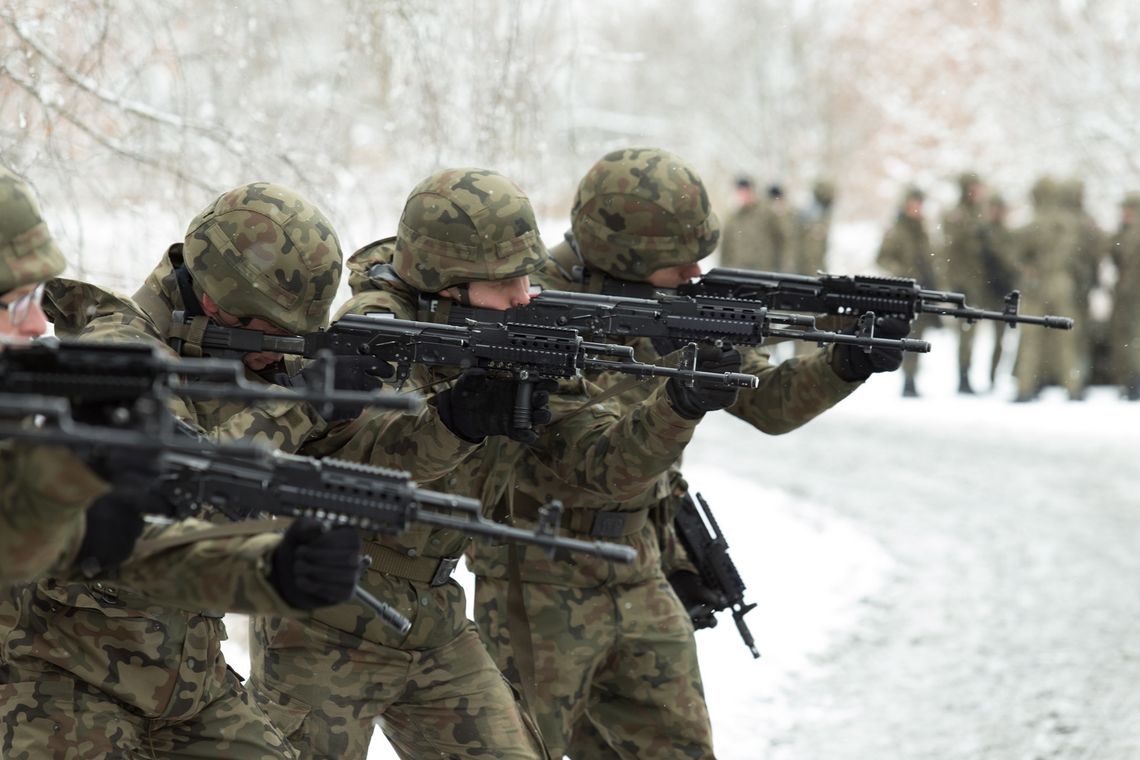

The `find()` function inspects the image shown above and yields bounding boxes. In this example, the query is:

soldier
[1059,178,1104,393]
[979,192,1018,389]
[795,179,836,275]
[0,181,369,758]
[466,148,906,759]
[877,186,940,397]
[246,167,709,759]
[0,165,117,583]
[1011,177,1084,401]
[719,175,763,270]
[942,171,989,394]
[1108,193,1140,400]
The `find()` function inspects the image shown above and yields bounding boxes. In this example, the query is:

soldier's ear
[200,291,220,318]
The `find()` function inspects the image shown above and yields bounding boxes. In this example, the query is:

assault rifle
[598,268,1074,330]
[0,338,417,444]
[418,290,932,354]
[0,390,636,632]
[673,490,759,659]
[168,311,761,432]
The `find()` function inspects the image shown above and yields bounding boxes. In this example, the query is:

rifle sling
[502,478,553,760]
[510,489,648,538]
[359,540,460,586]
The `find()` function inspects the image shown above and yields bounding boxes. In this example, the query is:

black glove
[269,518,363,610]
[668,570,724,630]
[74,490,148,576]
[665,345,743,420]
[831,316,910,381]
[435,369,556,444]
[289,355,393,423]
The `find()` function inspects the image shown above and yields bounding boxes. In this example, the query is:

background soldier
[1012,177,1085,401]
[941,171,989,394]
[877,186,939,397]
[979,192,1018,389]
[1108,193,1140,400]
[795,179,836,275]
[1060,177,1104,391]
[718,175,766,269]
[1,182,366,759]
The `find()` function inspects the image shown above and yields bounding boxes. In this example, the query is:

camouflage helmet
[392,168,546,292]
[182,182,342,333]
[0,167,66,294]
[571,147,720,281]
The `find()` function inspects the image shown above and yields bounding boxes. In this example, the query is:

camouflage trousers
[473,569,714,759]
[0,648,293,759]
[0,580,293,759]
[248,615,545,760]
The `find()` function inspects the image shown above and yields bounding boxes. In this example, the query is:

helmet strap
[174,265,206,318]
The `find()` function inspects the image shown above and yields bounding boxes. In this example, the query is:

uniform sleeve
[528,378,699,502]
[727,344,860,435]
[309,288,480,480]
[304,400,479,482]
[0,445,108,583]
[87,518,302,616]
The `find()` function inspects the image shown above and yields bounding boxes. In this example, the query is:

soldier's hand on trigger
[665,345,743,419]
[435,368,556,444]
[269,518,362,610]
[830,316,910,381]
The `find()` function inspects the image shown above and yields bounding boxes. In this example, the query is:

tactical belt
[512,492,647,539]
[361,541,460,587]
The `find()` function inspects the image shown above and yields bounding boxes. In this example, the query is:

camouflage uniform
[469,149,863,760]
[249,168,710,760]
[978,194,1019,387]
[877,187,939,396]
[0,167,109,584]
[795,180,835,276]
[1011,178,1084,401]
[249,170,548,760]
[719,186,794,273]
[1108,193,1140,398]
[941,172,989,393]
[1,183,351,759]
[1059,179,1104,393]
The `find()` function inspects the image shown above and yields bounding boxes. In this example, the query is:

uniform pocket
[5,579,188,718]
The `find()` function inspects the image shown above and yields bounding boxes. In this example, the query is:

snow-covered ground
[223,323,1140,759]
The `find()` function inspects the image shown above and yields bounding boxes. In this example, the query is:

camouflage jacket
[0,250,346,718]
[345,239,705,595]
[941,200,989,293]
[466,240,860,583]
[0,444,106,584]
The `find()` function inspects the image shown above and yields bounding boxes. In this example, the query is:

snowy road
[686,331,1140,760]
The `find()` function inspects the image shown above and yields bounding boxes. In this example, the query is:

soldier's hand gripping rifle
[673,490,759,659]
[418,289,932,355]
[651,268,1075,330]
[169,310,762,433]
